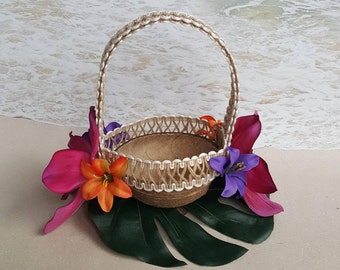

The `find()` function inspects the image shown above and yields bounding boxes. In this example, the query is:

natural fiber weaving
[96,11,239,207]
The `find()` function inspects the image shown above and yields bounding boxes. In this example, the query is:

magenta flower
[42,106,122,234]
[210,112,284,217]
[42,107,98,233]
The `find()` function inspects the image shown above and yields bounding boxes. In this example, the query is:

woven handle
[96,11,239,153]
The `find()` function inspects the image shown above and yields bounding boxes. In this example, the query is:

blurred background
[1,0,339,149]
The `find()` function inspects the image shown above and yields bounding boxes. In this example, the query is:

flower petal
[231,112,261,154]
[108,178,132,198]
[109,157,128,178]
[200,115,217,123]
[228,147,240,166]
[97,188,114,213]
[237,153,259,172]
[104,122,122,133]
[200,115,222,127]
[247,158,277,194]
[89,106,99,159]
[42,150,89,194]
[243,188,284,217]
[43,188,84,234]
[235,171,247,198]
[91,159,110,175]
[82,178,103,200]
[221,174,239,198]
[67,132,92,153]
[209,156,227,175]
[80,159,100,180]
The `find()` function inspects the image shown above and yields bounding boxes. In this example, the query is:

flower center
[102,173,113,187]
[226,161,246,174]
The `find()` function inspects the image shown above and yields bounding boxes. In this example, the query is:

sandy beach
[0,115,339,269]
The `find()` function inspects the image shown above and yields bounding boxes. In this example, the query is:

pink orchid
[42,107,99,234]
[230,112,284,216]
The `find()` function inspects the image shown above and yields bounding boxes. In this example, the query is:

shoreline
[1,115,339,269]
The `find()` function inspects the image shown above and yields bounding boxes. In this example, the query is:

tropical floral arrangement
[42,106,283,267]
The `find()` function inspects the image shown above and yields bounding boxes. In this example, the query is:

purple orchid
[210,147,259,199]
[42,106,121,233]
[209,112,284,217]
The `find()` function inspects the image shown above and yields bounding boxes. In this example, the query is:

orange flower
[81,157,132,212]
[198,115,223,139]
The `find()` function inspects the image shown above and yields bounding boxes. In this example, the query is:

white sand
[0,115,339,269]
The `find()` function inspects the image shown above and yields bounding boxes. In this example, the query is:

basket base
[117,133,219,161]
[116,133,219,207]
[131,184,210,208]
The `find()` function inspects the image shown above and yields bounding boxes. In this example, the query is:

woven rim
[100,115,225,192]
[95,11,239,157]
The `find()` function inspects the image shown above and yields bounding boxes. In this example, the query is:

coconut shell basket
[42,11,283,267]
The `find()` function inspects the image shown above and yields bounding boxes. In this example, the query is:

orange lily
[199,115,223,139]
[81,157,132,212]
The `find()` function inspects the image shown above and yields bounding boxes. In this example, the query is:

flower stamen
[103,173,113,184]
[225,161,246,174]
[235,161,246,171]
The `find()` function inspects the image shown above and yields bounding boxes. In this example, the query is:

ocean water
[1,0,339,149]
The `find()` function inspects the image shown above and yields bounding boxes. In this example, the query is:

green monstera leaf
[185,178,274,244]
[88,197,186,267]
[88,177,274,267]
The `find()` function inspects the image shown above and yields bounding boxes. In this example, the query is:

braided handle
[96,11,239,154]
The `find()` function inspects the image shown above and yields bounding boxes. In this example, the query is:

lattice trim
[103,115,225,150]
[101,116,225,192]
